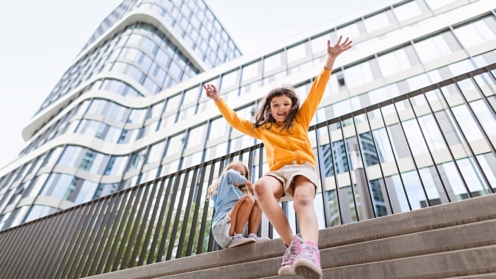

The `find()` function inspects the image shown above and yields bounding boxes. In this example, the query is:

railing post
[352,144,374,220]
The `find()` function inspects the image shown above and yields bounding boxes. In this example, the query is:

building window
[393,2,421,22]
[287,43,307,63]
[104,155,128,176]
[453,17,496,49]
[364,12,390,33]
[241,61,260,81]
[377,48,411,77]
[147,141,166,164]
[414,33,453,63]
[186,125,206,149]
[263,52,283,73]
[424,0,456,10]
[343,61,374,89]
[165,133,185,157]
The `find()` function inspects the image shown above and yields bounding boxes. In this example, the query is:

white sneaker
[248,233,270,243]
[228,234,255,248]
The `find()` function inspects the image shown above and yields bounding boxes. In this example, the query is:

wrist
[213,96,222,102]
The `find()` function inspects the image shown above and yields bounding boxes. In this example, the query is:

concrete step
[269,245,496,279]
[84,195,496,279]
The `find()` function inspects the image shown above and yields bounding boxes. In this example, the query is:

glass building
[1,0,496,231]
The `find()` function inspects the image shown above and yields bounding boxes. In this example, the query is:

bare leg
[292,175,319,245]
[253,176,293,246]
[248,200,262,235]
[228,195,255,236]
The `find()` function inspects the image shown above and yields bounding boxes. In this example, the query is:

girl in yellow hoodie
[204,36,351,279]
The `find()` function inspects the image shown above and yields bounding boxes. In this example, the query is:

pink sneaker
[293,241,322,279]
[278,237,302,275]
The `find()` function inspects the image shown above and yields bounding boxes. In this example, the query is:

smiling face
[269,94,293,124]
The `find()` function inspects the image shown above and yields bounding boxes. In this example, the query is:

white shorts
[212,215,249,249]
[265,162,319,202]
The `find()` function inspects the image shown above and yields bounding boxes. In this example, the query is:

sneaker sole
[228,238,255,248]
[293,258,322,279]
[278,266,296,275]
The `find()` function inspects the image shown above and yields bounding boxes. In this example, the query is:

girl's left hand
[328,36,352,58]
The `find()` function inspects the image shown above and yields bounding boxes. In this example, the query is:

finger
[327,39,331,49]
[343,40,353,47]
[203,84,208,92]
[336,35,342,45]
[342,37,350,45]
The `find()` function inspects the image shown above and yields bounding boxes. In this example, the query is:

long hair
[251,84,300,134]
[206,162,250,200]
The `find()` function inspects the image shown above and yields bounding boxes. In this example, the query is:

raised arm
[204,84,262,139]
[299,36,352,127]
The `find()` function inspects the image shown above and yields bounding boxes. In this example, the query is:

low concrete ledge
[84,194,496,279]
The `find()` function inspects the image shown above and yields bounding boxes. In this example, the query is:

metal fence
[1,63,495,279]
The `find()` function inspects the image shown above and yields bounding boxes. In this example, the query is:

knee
[253,181,270,200]
[293,193,314,210]
[240,194,255,206]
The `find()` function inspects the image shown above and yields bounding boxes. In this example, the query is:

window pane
[241,61,259,81]
[287,43,306,63]
[364,13,390,33]
[263,52,282,73]
[394,2,421,22]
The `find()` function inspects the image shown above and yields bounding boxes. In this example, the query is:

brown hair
[205,162,250,200]
[252,84,300,134]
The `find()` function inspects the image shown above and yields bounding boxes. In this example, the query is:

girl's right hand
[203,84,221,102]
[244,180,254,194]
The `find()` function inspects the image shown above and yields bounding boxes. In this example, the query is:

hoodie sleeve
[298,68,332,127]
[215,99,262,140]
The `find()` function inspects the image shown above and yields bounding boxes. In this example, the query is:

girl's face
[269,95,293,124]
[232,164,247,178]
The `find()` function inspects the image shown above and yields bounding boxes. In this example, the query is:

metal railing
[1,63,496,279]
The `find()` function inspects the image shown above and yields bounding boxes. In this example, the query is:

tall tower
[0,0,241,230]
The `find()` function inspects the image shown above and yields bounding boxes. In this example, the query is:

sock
[234,233,243,238]
[248,233,258,239]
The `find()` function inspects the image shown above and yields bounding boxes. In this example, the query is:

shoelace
[281,241,299,265]
[299,243,318,261]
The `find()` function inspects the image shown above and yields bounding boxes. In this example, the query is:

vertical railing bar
[156,171,183,261]
[422,89,472,199]
[451,81,495,193]
[470,74,496,119]
[21,215,62,278]
[364,111,394,213]
[52,202,96,278]
[186,162,208,256]
[326,123,344,225]
[130,181,159,267]
[119,185,148,270]
[351,115,377,218]
[208,159,226,252]
[258,145,273,239]
[196,161,216,254]
[314,127,332,228]
[405,92,452,202]
[90,193,127,276]
[111,187,143,271]
[165,170,191,261]
[42,209,80,279]
[34,211,73,279]
[0,218,31,275]
[7,218,48,279]
[437,82,491,198]
[147,177,174,265]
[0,229,17,278]
[138,178,167,266]
[391,99,431,207]
[83,194,123,277]
[454,80,496,157]
[56,200,100,279]
[69,198,111,279]
[175,166,200,259]
[103,191,137,273]
[378,104,413,210]
[338,118,360,221]
[246,147,262,237]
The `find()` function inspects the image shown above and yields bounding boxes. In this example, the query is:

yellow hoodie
[215,68,332,171]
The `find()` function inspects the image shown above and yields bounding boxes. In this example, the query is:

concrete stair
[85,194,496,279]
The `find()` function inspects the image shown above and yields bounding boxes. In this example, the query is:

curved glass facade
[1,0,496,230]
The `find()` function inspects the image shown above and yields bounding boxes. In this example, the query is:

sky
[0,0,384,170]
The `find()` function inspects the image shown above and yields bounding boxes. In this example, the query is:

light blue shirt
[211,170,247,229]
